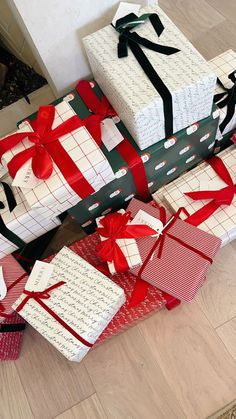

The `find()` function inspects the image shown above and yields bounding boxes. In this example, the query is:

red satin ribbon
[129,206,213,307]
[0,106,95,199]
[76,80,150,200]
[184,155,236,226]
[96,211,157,273]
[0,273,28,318]
[15,281,93,348]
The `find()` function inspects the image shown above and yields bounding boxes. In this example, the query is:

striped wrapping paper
[127,199,221,302]
[0,311,25,360]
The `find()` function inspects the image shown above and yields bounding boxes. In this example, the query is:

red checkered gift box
[43,232,174,344]
[0,254,28,360]
[127,199,221,302]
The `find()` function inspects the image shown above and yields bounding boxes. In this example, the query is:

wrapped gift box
[127,199,221,301]
[0,254,28,360]
[43,232,174,344]
[209,50,236,140]
[64,83,219,228]
[13,247,125,362]
[96,210,142,274]
[0,176,61,259]
[153,145,236,247]
[1,100,115,217]
[0,311,26,361]
[83,6,216,149]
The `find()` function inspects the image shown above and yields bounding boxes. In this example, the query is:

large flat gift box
[210,50,236,141]
[43,232,174,345]
[127,199,221,301]
[153,145,236,247]
[67,82,219,229]
[0,176,61,259]
[1,100,115,217]
[83,5,216,149]
[13,247,125,362]
[0,254,28,360]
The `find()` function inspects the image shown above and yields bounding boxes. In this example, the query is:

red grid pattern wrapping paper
[0,311,25,360]
[43,232,167,344]
[128,199,221,302]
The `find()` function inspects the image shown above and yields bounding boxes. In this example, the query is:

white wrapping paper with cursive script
[13,247,125,362]
[83,5,216,150]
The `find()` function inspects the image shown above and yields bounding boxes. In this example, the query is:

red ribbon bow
[0,105,95,199]
[129,206,212,307]
[76,80,150,200]
[96,211,157,273]
[16,281,93,348]
[184,155,236,226]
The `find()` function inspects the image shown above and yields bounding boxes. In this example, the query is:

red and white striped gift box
[127,199,221,302]
[1,100,115,217]
[0,176,61,259]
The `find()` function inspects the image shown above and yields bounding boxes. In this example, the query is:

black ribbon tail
[149,13,164,37]
[219,98,235,133]
[0,323,26,333]
[1,181,17,212]
[128,39,174,138]
[128,32,180,55]
[0,215,26,249]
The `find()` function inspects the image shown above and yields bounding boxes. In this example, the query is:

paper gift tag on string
[131,210,164,237]
[112,2,141,26]
[25,261,54,292]
[101,118,124,151]
[0,267,7,300]
[12,159,40,189]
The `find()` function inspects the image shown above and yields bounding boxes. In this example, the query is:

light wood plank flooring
[1,1,236,418]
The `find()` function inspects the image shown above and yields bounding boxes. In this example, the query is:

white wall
[9,0,156,97]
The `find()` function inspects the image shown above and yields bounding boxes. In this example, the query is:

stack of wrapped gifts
[1,3,236,361]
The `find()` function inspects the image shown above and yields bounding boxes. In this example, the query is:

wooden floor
[1,1,236,418]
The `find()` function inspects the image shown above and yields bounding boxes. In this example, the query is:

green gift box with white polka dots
[18,82,220,230]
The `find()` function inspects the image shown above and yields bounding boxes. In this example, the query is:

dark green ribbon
[0,181,26,248]
[114,13,180,138]
[214,70,236,133]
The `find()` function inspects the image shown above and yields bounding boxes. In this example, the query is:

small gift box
[44,232,177,345]
[13,247,125,362]
[154,145,236,247]
[0,176,61,259]
[0,311,26,361]
[210,50,236,140]
[126,199,221,301]
[96,209,157,274]
[0,100,115,217]
[0,254,28,360]
[83,5,216,149]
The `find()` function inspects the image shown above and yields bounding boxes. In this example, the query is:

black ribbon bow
[0,181,26,248]
[114,13,180,139]
[214,70,236,133]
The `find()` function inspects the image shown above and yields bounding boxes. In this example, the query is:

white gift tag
[112,2,141,26]
[101,118,124,151]
[12,160,40,189]
[25,261,54,292]
[131,209,164,236]
[199,180,226,191]
[0,267,7,301]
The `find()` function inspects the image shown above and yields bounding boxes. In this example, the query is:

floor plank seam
[51,392,97,419]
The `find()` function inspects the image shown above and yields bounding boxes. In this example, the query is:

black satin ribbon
[214,70,236,133]
[0,181,26,248]
[0,323,26,333]
[114,13,180,138]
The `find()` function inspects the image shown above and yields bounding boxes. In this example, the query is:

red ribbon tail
[128,277,149,308]
[85,114,103,147]
[0,132,32,162]
[184,200,219,226]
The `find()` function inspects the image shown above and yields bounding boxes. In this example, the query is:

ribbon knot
[113,12,180,139]
[184,155,236,226]
[76,80,150,200]
[96,211,157,273]
[0,105,95,199]
[214,70,236,134]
